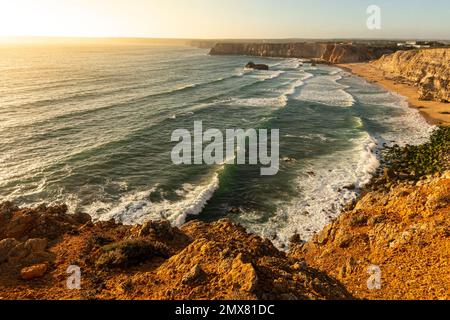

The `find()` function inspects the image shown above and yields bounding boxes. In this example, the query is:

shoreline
[338,62,450,127]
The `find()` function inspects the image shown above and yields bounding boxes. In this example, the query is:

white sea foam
[295,72,355,107]
[230,72,312,108]
[246,70,435,248]
[345,76,435,145]
[247,131,381,248]
[85,172,221,226]
[285,133,333,142]
[248,70,286,81]
[231,97,287,108]
[274,58,303,70]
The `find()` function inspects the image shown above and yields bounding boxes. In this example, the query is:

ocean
[0,44,433,247]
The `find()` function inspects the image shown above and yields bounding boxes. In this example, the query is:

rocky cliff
[293,171,450,300]
[0,203,351,300]
[292,127,450,300]
[209,42,396,64]
[1,170,448,300]
[372,48,450,103]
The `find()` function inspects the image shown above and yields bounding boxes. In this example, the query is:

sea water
[0,44,433,247]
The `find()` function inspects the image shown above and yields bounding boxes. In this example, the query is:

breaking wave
[86,172,221,226]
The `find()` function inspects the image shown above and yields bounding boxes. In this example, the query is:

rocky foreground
[0,203,352,300]
[0,128,449,300]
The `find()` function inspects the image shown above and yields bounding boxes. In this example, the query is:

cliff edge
[0,204,351,300]
[209,42,397,64]
[372,48,450,103]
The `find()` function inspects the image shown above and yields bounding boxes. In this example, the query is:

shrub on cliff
[384,126,449,180]
[95,240,171,269]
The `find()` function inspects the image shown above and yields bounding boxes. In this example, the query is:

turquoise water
[0,44,433,246]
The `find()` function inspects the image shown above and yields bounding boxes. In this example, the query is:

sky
[0,0,449,40]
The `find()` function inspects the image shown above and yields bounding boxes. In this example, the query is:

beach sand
[339,63,450,126]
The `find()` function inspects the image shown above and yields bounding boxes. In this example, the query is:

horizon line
[1,35,450,42]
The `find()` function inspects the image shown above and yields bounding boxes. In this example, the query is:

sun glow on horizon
[1,0,449,40]
[0,0,167,39]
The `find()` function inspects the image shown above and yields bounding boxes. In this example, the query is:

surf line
[170,121,280,176]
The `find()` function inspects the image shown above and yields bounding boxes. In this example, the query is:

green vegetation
[383,126,449,180]
[95,239,170,269]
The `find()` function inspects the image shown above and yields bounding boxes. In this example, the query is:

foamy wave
[275,72,314,107]
[385,93,436,145]
[247,131,381,248]
[230,75,309,109]
[85,172,220,226]
[295,72,355,107]
[344,76,435,145]
[248,69,435,248]
[275,58,303,70]
[248,70,286,81]
[177,83,199,90]
[231,97,287,108]
[285,133,333,142]
[297,88,355,107]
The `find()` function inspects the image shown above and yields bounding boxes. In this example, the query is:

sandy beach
[339,63,450,126]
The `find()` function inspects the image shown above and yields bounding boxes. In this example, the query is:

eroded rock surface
[293,171,450,300]
[0,205,351,300]
[372,48,450,103]
[210,42,397,64]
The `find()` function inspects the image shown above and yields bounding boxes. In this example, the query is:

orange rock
[20,263,48,280]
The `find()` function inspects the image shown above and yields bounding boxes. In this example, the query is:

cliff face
[372,48,450,103]
[292,127,450,300]
[293,171,450,300]
[209,42,396,64]
[0,203,351,300]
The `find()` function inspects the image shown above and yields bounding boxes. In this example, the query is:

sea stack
[245,61,269,71]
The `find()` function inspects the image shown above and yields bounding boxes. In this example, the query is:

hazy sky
[0,0,449,39]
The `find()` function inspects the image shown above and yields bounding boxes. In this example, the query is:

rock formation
[372,48,450,103]
[210,42,397,64]
[245,61,269,71]
[0,203,351,300]
[293,171,450,300]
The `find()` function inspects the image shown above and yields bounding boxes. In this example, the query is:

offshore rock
[245,61,269,71]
